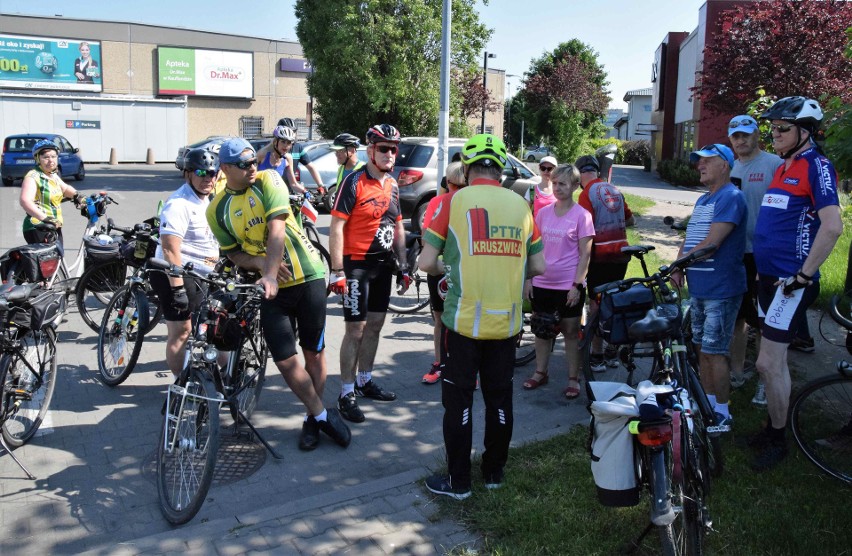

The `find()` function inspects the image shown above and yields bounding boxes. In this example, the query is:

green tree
[295,0,491,138]
[823,28,852,180]
[519,40,610,163]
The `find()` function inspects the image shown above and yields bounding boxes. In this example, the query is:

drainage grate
[142,430,267,486]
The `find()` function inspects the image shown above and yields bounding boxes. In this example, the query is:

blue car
[2,134,86,187]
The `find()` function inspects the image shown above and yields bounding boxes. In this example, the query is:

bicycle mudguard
[648,448,675,526]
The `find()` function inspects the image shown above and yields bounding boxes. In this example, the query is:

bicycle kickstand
[236,411,284,459]
[0,435,36,480]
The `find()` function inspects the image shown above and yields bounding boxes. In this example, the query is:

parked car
[393,137,541,231]
[523,145,554,162]
[2,133,85,187]
[297,145,368,211]
[174,136,231,171]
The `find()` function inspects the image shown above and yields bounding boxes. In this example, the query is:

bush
[657,158,702,187]
[622,140,651,166]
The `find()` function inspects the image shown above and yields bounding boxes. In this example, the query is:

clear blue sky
[1,0,704,110]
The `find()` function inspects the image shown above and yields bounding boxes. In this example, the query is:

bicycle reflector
[630,419,674,447]
[39,257,59,279]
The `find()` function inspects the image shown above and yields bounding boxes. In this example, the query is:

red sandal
[563,377,581,399]
[523,371,549,390]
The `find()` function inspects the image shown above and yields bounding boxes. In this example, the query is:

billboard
[157,47,253,99]
[0,33,103,92]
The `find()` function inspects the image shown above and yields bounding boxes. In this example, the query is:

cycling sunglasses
[233,158,258,169]
[728,117,757,129]
[539,165,555,172]
[375,145,398,154]
[194,169,216,178]
[771,124,795,133]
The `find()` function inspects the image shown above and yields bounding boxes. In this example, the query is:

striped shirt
[22,168,65,231]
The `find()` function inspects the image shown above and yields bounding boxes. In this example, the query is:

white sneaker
[751,382,767,408]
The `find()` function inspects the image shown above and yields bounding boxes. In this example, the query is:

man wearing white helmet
[750,97,843,471]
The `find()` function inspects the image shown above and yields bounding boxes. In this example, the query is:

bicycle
[0,282,64,479]
[789,294,852,484]
[289,194,331,294]
[154,259,276,525]
[585,245,723,556]
[387,230,430,314]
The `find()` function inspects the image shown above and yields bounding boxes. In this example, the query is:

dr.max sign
[157,47,253,99]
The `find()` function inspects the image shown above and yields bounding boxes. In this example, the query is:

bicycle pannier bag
[27,289,66,330]
[0,244,62,284]
[598,284,655,345]
[588,381,641,507]
[84,235,121,264]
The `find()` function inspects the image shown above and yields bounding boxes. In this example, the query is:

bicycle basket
[83,235,121,263]
[0,244,62,284]
[598,285,655,345]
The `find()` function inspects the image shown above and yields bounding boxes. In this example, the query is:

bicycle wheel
[75,260,129,332]
[682,357,723,478]
[388,271,430,314]
[515,315,536,367]
[97,285,149,386]
[0,327,58,448]
[790,374,852,484]
[143,283,164,334]
[229,317,268,421]
[157,369,220,525]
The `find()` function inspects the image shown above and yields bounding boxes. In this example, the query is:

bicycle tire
[157,368,220,525]
[0,327,58,448]
[387,269,431,314]
[143,284,164,334]
[514,318,536,367]
[681,356,723,478]
[75,259,129,332]
[97,285,149,387]
[790,374,852,484]
[229,317,268,422]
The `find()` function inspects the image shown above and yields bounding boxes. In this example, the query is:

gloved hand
[304,190,314,202]
[72,192,83,207]
[437,275,449,300]
[781,274,809,297]
[40,215,58,227]
[396,269,411,294]
[171,286,189,312]
[329,272,347,295]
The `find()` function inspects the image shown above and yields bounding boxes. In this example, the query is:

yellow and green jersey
[22,168,64,232]
[206,170,325,288]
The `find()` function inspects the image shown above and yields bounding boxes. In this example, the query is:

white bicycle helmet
[273,125,296,142]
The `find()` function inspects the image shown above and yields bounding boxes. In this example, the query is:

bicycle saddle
[628,304,680,342]
[621,245,655,256]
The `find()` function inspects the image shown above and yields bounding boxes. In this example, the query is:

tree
[518,40,610,162]
[695,0,852,117]
[824,28,852,180]
[294,0,491,138]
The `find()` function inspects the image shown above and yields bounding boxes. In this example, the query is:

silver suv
[393,137,540,230]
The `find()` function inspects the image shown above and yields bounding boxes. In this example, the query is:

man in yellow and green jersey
[206,137,350,452]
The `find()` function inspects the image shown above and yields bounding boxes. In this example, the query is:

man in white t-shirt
[727,115,782,404]
[150,148,223,376]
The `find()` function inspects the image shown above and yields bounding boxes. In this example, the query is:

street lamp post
[505,74,519,146]
[481,51,496,133]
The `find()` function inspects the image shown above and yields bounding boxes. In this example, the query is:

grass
[816,193,852,307]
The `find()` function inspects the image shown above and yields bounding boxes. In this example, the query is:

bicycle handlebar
[146,257,265,297]
[592,244,717,297]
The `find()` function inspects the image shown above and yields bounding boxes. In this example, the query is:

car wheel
[75,162,85,181]
[527,155,535,162]
[414,202,429,233]
[324,185,337,212]
[2,177,13,187]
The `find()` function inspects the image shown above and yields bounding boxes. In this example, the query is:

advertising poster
[0,33,103,92]
[158,47,253,99]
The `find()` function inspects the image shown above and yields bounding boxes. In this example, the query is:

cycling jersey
[257,150,288,177]
[424,178,543,340]
[206,169,325,288]
[22,168,65,231]
[331,167,401,260]
[753,147,839,279]
[577,178,633,263]
[156,183,220,275]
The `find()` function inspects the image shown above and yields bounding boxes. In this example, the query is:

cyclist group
[15,94,843,492]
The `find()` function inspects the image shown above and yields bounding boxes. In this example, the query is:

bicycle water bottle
[134,232,150,260]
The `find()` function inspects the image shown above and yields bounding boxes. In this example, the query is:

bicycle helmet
[184,148,219,173]
[32,139,59,158]
[530,311,561,340]
[273,125,297,142]
[461,133,507,169]
[366,124,401,144]
[277,117,297,129]
[331,133,361,150]
[761,96,823,132]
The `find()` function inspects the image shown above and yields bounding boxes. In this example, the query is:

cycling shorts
[531,285,585,320]
[427,273,444,313]
[342,256,394,322]
[260,278,327,361]
[149,272,206,322]
[587,262,629,295]
[757,274,819,344]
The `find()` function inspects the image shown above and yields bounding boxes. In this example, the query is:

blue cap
[727,115,758,136]
[219,138,255,164]
[689,144,734,169]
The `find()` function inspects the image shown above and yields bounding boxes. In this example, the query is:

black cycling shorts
[342,256,394,322]
[427,273,444,313]
[531,285,585,320]
[757,274,819,344]
[587,262,629,294]
[148,271,206,322]
[260,278,327,361]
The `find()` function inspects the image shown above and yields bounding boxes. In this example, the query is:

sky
[1,0,705,110]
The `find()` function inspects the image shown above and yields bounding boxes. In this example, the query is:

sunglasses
[375,145,398,155]
[728,118,757,129]
[699,144,728,159]
[194,169,216,178]
[539,166,554,172]
[771,124,795,133]
[233,158,258,169]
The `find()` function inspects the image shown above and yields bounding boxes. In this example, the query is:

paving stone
[290,527,348,554]
[335,518,393,544]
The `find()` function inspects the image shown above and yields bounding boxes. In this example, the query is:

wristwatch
[572,282,583,289]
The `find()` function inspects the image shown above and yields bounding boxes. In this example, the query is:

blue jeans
[691,296,742,355]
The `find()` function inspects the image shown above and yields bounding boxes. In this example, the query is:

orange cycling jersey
[331,167,401,260]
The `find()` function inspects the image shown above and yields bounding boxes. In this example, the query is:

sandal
[563,377,581,400]
[523,371,549,390]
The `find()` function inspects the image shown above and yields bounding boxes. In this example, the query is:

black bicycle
[0,283,63,479]
[790,294,852,484]
[387,231,430,314]
[154,259,274,525]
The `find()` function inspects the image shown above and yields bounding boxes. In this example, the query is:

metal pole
[437,0,451,189]
[520,119,525,158]
[480,52,494,133]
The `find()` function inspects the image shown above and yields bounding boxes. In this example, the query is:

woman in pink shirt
[522,164,594,399]
[525,156,558,217]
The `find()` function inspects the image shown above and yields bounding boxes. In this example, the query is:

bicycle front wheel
[97,285,149,386]
[0,327,58,448]
[388,269,430,314]
[76,260,129,332]
[157,370,220,524]
[230,317,268,422]
[790,373,852,484]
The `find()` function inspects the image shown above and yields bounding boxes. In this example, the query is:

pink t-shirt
[532,202,595,290]
[525,183,556,218]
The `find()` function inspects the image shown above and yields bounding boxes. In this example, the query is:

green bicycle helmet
[461,134,507,169]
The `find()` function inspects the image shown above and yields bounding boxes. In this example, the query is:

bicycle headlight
[203,346,219,362]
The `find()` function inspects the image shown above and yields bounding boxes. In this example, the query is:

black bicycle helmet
[366,124,401,144]
[761,96,823,133]
[530,311,561,340]
[277,117,297,129]
[184,148,219,173]
[332,133,361,150]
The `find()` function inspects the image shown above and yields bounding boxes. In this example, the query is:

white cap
[540,156,557,167]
